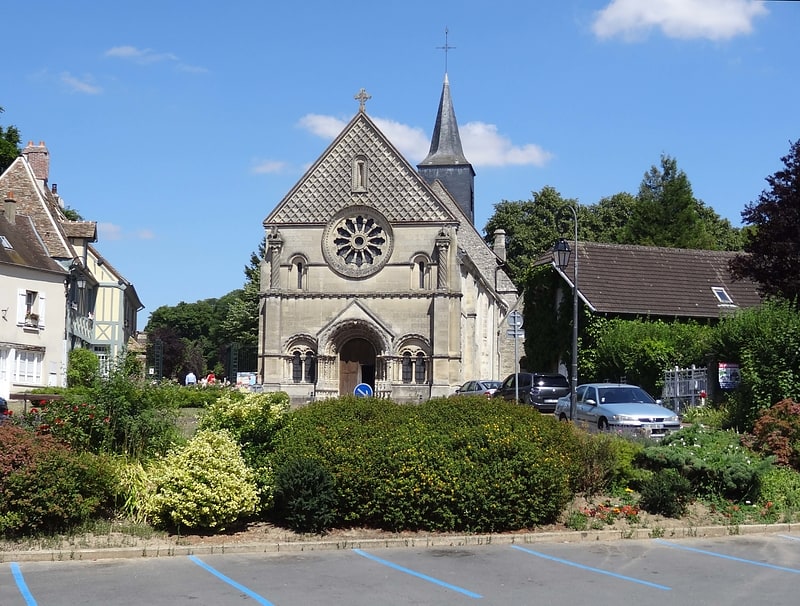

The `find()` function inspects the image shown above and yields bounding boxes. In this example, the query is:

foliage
[625,155,729,250]
[270,396,579,533]
[637,425,772,502]
[0,106,21,173]
[730,138,800,303]
[0,425,116,536]
[710,300,800,431]
[67,347,100,388]
[484,186,581,282]
[522,265,573,371]
[145,429,259,531]
[743,399,800,469]
[757,466,800,512]
[199,390,289,455]
[570,431,647,497]
[638,468,693,518]
[681,402,730,429]
[581,317,712,394]
[272,456,337,533]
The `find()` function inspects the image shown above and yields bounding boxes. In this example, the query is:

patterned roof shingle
[538,242,763,319]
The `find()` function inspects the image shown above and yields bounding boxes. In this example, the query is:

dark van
[493,372,570,413]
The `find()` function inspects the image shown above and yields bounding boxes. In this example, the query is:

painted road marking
[353,549,482,599]
[655,539,800,574]
[10,563,38,606]
[189,555,275,605]
[511,545,671,591]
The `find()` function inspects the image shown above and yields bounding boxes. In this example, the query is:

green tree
[582,192,637,244]
[625,155,718,249]
[218,238,264,347]
[0,107,21,173]
[484,186,581,282]
[729,139,800,304]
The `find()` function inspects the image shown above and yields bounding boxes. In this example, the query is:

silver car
[454,380,501,398]
[555,383,681,438]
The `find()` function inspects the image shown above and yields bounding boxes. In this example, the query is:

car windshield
[485,381,501,389]
[598,387,656,404]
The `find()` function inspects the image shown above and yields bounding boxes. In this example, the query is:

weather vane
[436,27,455,73]
[354,88,371,112]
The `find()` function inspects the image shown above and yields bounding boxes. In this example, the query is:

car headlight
[612,414,638,422]
[666,415,680,423]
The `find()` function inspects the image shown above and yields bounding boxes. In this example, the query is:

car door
[577,386,597,424]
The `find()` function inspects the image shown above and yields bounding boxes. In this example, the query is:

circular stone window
[322,205,393,278]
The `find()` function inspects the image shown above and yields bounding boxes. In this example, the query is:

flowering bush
[144,429,259,531]
[743,398,800,469]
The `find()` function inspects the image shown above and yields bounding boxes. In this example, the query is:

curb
[2,523,797,563]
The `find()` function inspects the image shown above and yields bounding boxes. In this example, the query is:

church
[257,77,520,403]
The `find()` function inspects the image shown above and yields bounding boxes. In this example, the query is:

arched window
[290,255,308,291]
[410,254,431,290]
[289,342,317,384]
[415,352,426,384]
[402,351,413,384]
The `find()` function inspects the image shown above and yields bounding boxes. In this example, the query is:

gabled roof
[88,244,144,310]
[265,111,458,226]
[538,242,762,319]
[0,213,67,276]
[0,157,74,259]
[62,220,98,241]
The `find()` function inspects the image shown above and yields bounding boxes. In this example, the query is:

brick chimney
[22,141,50,187]
[3,192,16,225]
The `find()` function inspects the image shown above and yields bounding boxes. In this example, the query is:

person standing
[185,371,197,386]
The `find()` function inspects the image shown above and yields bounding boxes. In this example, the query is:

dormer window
[712,287,735,305]
[0,235,11,249]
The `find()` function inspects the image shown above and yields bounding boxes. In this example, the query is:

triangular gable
[316,299,395,349]
[265,112,458,226]
[0,157,73,259]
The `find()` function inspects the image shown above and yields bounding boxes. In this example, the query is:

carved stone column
[436,229,450,290]
[267,227,283,291]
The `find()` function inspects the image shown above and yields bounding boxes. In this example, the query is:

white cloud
[252,160,288,174]
[298,114,551,169]
[461,122,553,167]
[105,45,204,72]
[60,72,102,95]
[592,0,768,41]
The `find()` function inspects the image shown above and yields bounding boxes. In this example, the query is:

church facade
[257,78,520,403]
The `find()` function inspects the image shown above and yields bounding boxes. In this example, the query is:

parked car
[554,383,681,438]
[453,380,501,398]
[493,372,570,413]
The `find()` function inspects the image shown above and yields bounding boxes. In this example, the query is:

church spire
[419,73,469,166]
[418,74,476,223]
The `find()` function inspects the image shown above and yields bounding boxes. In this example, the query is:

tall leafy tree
[0,106,21,173]
[484,186,581,282]
[625,155,718,249]
[730,139,800,304]
[582,192,637,244]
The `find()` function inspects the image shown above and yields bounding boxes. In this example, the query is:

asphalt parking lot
[2,532,800,605]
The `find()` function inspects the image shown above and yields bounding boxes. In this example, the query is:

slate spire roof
[419,74,470,167]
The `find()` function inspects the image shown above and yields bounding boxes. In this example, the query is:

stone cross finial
[354,88,371,112]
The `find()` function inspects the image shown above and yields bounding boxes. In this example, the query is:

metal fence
[661,365,707,415]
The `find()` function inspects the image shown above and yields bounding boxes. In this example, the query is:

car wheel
[598,418,609,431]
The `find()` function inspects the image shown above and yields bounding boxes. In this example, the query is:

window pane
[292,352,302,383]
[414,352,426,384]
[402,353,412,383]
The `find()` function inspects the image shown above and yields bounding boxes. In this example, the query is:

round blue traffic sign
[354,383,373,397]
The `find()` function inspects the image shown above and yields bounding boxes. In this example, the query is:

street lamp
[553,204,579,422]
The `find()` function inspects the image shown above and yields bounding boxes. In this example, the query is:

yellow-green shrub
[145,429,258,530]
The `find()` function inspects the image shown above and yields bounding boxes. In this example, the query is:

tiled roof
[265,112,457,225]
[537,242,762,319]
[62,220,97,240]
[0,213,67,275]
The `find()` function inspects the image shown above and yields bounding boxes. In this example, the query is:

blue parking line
[511,545,671,591]
[353,549,483,599]
[655,539,800,574]
[9,563,38,606]
[188,555,275,605]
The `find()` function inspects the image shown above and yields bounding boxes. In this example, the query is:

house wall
[0,266,67,398]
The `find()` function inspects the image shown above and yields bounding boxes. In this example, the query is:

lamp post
[553,204,578,422]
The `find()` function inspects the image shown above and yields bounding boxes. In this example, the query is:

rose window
[323,206,393,278]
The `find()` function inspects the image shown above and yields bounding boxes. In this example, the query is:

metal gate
[661,365,707,415]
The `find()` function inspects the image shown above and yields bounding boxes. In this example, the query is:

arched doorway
[339,338,376,396]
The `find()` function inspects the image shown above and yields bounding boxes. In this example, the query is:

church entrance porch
[338,337,376,396]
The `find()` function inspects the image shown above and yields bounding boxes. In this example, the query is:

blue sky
[3,1,798,328]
